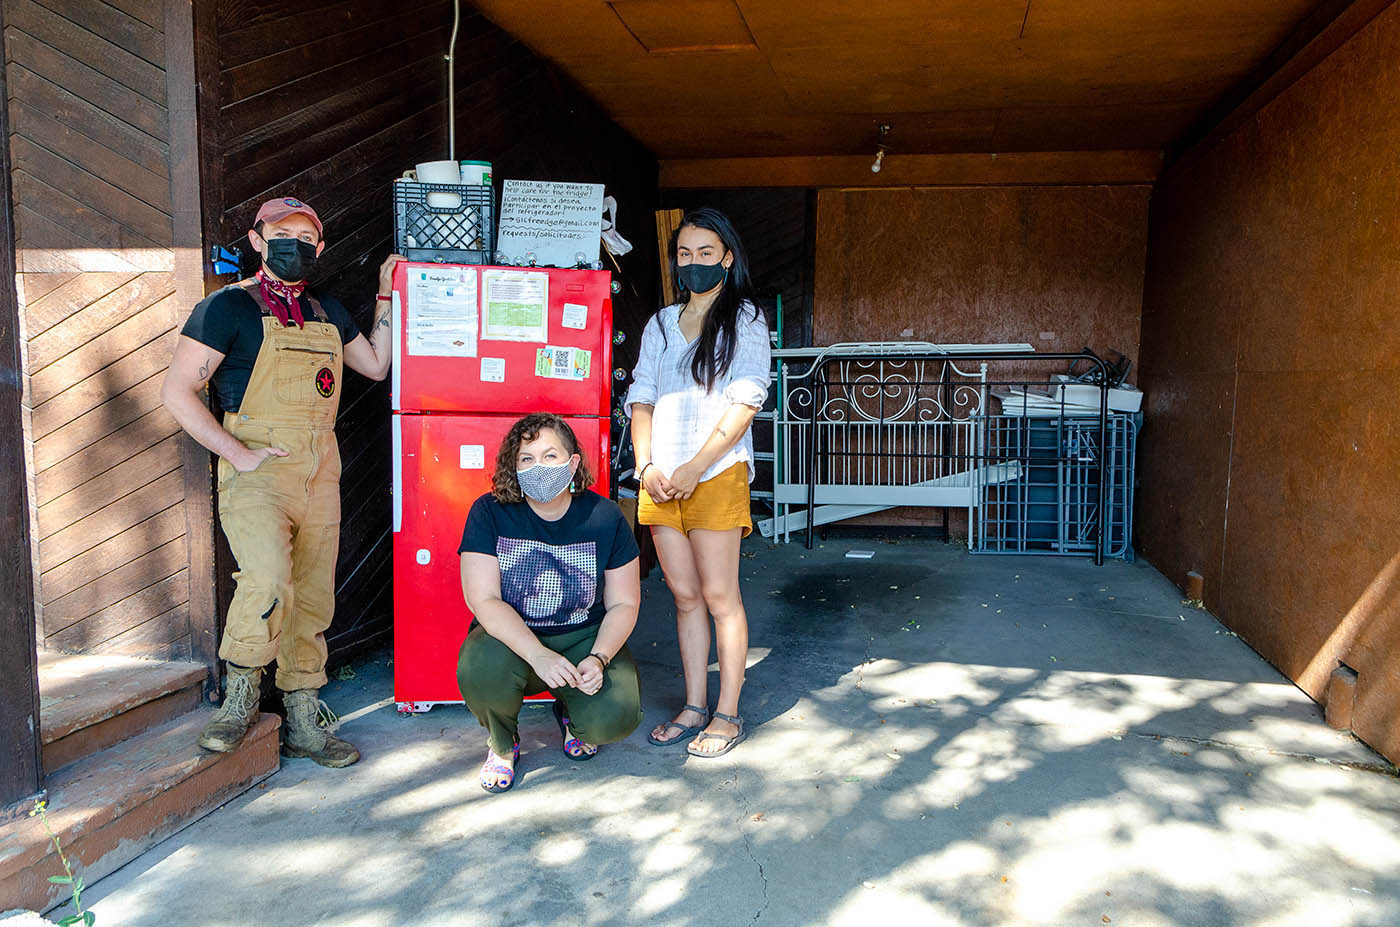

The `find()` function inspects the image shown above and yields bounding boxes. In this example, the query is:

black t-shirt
[180,286,360,412]
[458,491,640,635]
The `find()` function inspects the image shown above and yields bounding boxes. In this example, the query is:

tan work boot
[198,663,262,752]
[282,689,360,768]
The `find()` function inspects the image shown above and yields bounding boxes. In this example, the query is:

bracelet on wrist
[588,651,610,669]
[375,294,392,302]
[638,462,654,480]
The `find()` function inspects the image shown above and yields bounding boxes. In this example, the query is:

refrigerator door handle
[392,414,403,533]
[391,288,403,412]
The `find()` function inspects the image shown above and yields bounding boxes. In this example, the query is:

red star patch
[315,367,335,398]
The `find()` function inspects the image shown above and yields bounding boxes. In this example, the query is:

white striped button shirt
[625,301,771,484]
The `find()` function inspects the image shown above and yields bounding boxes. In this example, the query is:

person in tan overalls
[163,197,402,767]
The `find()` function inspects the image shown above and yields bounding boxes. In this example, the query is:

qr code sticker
[535,346,591,380]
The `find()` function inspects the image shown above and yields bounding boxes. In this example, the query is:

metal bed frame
[766,344,1120,565]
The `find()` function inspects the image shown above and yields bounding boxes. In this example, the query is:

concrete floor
[75,536,1400,927]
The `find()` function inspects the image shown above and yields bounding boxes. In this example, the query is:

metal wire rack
[972,412,1139,560]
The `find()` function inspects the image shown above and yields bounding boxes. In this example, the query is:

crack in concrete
[854,635,877,691]
[726,767,771,923]
[1120,730,1399,776]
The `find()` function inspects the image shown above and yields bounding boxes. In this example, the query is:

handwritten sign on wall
[496,180,604,269]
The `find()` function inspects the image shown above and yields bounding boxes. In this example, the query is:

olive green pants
[457,624,642,756]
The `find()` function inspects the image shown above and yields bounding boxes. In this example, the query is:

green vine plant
[28,800,96,927]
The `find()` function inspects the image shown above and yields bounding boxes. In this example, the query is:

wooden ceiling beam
[659,150,1162,189]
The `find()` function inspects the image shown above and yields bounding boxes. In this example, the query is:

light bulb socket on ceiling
[871,123,891,174]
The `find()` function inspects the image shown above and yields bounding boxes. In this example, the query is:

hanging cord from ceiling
[446,0,460,159]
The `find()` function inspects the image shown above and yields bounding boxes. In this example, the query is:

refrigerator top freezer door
[392,263,613,416]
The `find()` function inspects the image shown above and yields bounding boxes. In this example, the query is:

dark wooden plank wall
[658,188,814,347]
[3,0,208,661]
[0,0,41,806]
[198,0,659,662]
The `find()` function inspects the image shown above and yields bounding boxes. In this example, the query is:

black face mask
[677,259,728,294]
[262,237,317,282]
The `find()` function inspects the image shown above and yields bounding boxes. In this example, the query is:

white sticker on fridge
[406,268,478,357]
[480,357,506,382]
[561,302,588,329]
[460,445,485,469]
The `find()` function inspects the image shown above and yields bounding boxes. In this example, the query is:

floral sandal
[552,701,597,761]
[480,736,520,793]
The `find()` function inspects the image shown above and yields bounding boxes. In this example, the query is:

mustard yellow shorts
[639,461,752,537]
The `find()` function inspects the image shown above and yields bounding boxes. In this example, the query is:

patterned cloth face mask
[516,461,575,502]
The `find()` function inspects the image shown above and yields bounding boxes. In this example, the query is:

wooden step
[0,708,281,914]
[38,652,207,772]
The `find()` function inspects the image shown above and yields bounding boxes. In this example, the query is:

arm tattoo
[197,358,211,383]
[377,316,390,330]
[716,425,729,438]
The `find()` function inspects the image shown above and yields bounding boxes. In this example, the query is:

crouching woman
[457,412,643,792]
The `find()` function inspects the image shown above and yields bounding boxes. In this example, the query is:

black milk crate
[392,180,495,265]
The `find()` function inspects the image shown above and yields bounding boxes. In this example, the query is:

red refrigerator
[390,263,613,712]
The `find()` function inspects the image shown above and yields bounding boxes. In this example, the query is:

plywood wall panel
[814,186,1149,361]
[1130,369,1236,602]
[1139,2,1400,762]
[1218,370,1400,681]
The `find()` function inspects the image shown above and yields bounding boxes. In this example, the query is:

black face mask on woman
[677,258,728,294]
[262,237,318,282]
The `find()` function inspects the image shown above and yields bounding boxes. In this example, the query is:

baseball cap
[254,197,323,238]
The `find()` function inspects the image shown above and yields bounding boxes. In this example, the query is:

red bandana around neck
[256,269,306,328]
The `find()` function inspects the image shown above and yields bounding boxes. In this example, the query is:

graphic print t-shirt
[458,491,640,635]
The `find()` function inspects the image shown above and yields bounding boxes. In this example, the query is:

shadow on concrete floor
[76,536,1400,927]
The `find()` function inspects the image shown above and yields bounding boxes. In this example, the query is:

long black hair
[668,207,757,391]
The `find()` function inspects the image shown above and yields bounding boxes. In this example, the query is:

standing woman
[626,208,771,757]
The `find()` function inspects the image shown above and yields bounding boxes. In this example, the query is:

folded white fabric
[600,195,633,257]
